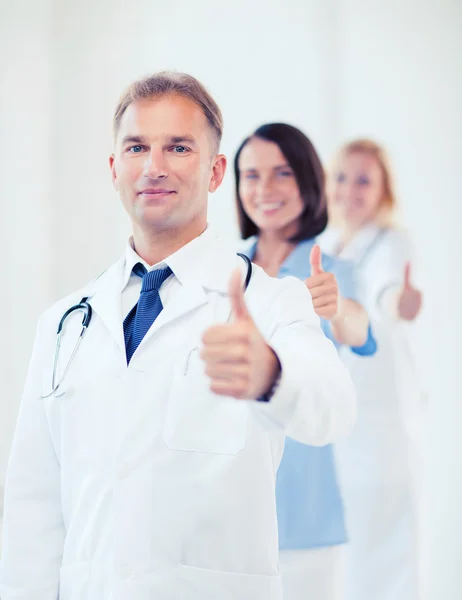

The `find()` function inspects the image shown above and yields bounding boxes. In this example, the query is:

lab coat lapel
[340,224,382,262]
[139,282,209,346]
[135,235,239,350]
[85,234,242,357]
[320,224,382,263]
[86,258,126,353]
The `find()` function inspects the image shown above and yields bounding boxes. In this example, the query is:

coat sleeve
[249,274,356,446]
[367,229,415,320]
[329,258,377,357]
[0,316,64,600]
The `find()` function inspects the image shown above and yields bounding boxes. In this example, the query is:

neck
[254,230,297,274]
[339,225,360,249]
[339,220,370,246]
[132,220,207,265]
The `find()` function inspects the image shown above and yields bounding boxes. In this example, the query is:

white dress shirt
[121,227,218,319]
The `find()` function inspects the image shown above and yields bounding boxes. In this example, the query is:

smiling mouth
[258,202,284,213]
[342,199,364,210]
[139,189,176,196]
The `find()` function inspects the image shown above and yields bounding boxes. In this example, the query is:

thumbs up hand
[305,245,342,321]
[201,267,280,400]
[397,262,422,321]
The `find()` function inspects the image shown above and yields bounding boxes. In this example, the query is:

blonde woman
[320,139,424,600]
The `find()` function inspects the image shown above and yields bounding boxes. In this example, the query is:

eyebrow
[169,135,198,146]
[121,135,147,146]
[120,134,198,146]
[242,164,292,172]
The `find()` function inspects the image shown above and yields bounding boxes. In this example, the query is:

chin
[133,216,172,233]
[343,207,365,223]
[136,205,172,222]
[259,213,290,229]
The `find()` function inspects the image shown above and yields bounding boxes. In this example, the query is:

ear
[109,154,119,191]
[209,154,227,193]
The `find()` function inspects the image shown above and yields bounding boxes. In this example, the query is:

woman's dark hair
[234,123,328,241]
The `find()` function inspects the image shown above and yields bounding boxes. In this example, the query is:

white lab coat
[319,224,425,600]
[0,232,355,600]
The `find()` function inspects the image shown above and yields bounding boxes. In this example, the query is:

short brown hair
[113,71,223,151]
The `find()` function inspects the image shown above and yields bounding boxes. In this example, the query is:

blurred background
[0,0,461,597]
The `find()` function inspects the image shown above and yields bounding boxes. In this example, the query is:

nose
[255,176,274,199]
[337,179,355,200]
[143,148,168,180]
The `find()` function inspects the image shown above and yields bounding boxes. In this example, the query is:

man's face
[110,93,226,236]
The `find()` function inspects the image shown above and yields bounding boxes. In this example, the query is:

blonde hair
[113,71,223,152]
[330,138,398,225]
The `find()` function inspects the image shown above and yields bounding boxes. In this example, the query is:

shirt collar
[122,239,153,286]
[121,225,228,292]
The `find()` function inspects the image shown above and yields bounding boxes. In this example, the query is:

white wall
[0,0,54,539]
[50,0,342,296]
[1,0,461,596]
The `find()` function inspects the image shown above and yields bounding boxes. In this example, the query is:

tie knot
[132,263,172,293]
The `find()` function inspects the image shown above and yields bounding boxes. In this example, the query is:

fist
[305,244,341,321]
[398,262,422,321]
[200,268,280,400]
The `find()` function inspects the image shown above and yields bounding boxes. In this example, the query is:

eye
[276,170,293,178]
[171,145,190,153]
[128,145,145,153]
[357,175,370,186]
[244,173,259,180]
[336,172,346,183]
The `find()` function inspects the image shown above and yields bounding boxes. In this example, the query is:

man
[0,72,355,600]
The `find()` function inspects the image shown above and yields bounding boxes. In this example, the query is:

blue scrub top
[244,237,376,550]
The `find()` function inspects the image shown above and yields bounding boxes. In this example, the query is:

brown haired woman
[235,124,377,600]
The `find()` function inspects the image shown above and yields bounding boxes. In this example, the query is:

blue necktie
[123,262,172,364]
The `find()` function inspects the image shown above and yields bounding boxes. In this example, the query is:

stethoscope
[41,298,92,399]
[41,253,253,399]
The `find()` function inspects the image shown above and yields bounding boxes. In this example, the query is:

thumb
[228,267,250,321]
[310,244,324,276]
[403,261,412,289]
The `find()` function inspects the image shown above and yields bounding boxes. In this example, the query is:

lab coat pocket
[178,564,282,600]
[163,347,249,455]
